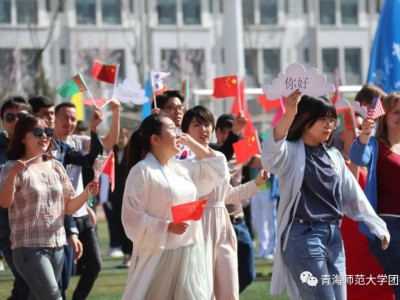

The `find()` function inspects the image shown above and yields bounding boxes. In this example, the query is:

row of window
[0,46,362,94]
[0,0,382,26]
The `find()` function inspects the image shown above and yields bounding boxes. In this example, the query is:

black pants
[73,215,102,300]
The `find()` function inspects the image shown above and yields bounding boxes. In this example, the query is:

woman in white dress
[181,106,268,299]
[121,114,225,300]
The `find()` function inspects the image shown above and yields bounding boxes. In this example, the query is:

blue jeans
[232,219,255,293]
[0,211,29,300]
[13,247,64,300]
[369,216,400,300]
[59,244,74,299]
[282,220,346,300]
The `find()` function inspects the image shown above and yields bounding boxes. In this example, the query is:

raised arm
[273,90,301,141]
[102,98,120,149]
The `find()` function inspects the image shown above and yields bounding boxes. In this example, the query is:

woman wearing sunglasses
[0,114,99,300]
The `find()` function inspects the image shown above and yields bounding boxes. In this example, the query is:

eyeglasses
[32,127,54,138]
[4,112,27,123]
[169,127,182,137]
[319,117,337,128]
[163,105,185,112]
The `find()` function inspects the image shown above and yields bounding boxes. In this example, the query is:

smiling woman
[0,114,99,300]
[121,114,226,300]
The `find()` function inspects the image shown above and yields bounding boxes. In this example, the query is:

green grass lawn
[0,220,289,300]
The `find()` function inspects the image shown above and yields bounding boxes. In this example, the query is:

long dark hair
[7,114,54,160]
[287,95,337,147]
[126,114,165,173]
[181,105,216,133]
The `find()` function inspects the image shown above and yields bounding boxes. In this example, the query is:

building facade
[0,0,383,131]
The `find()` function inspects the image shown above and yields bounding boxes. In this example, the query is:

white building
[0,0,383,131]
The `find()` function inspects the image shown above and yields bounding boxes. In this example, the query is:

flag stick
[100,99,112,109]
[80,73,98,109]
[112,64,120,99]
[237,74,242,112]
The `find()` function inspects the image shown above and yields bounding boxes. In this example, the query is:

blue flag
[367,0,400,93]
[141,74,152,120]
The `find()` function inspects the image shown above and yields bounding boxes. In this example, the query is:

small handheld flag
[212,75,238,98]
[91,60,118,84]
[233,132,261,164]
[57,73,88,99]
[151,70,170,91]
[102,151,115,192]
[367,96,386,120]
[171,199,207,224]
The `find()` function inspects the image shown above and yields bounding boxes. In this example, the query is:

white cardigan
[261,133,390,299]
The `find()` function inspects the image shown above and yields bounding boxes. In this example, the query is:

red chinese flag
[212,75,238,98]
[233,134,261,164]
[102,152,115,192]
[91,59,118,84]
[171,199,207,224]
[257,94,281,113]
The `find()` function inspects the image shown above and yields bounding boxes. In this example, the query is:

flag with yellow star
[212,75,238,98]
[233,132,261,164]
[171,199,207,224]
[91,59,118,84]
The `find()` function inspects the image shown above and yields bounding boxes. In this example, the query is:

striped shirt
[0,159,75,249]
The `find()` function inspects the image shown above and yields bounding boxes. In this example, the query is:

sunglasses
[4,112,27,123]
[32,127,54,138]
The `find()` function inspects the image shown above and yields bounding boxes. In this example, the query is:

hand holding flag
[171,199,207,224]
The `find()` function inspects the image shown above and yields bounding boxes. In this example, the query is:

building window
[0,0,11,23]
[17,0,37,24]
[303,0,308,13]
[242,0,255,25]
[345,48,361,84]
[245,49,258,87]
[376,0,383,12]
[129,0,134,13]
[102,0,121,25]
[260,0,278,24]
[161,49,205,88]
[322,48,338,83]
[320,0,335,25]
[158,0,176,25]
[76,0,96,24]
[263,49,280,82]
[182,0,200,24]
[60,49,66,65]
[304,48,309,63]
[0,49,14,88]
[341,0,358,24]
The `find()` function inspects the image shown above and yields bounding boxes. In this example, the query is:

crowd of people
[0,83,399,300]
